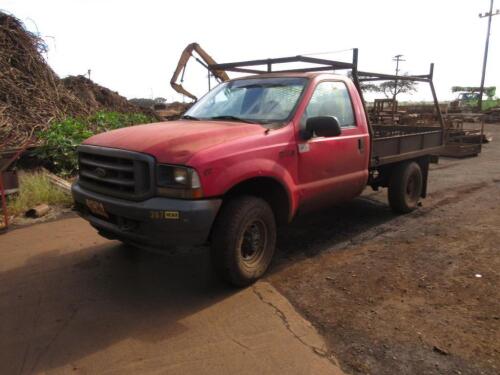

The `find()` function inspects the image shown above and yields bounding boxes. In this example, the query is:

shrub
[36,111,154,176]
[35,117,93,175]
[88,111,152,131]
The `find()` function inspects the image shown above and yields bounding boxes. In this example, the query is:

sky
[2,0,499,102]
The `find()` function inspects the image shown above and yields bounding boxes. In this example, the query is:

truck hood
[83,120,264,164]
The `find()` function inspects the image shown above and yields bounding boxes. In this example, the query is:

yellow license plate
[85,199,109,218]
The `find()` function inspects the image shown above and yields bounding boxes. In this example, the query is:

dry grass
[6,170,72,216]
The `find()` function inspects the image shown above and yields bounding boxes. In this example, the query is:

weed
[6,170,72,216]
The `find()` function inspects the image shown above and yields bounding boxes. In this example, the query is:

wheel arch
[222,176,293,226]
[370,156,430,198]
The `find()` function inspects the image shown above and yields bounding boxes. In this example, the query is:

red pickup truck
[72,51,444,286]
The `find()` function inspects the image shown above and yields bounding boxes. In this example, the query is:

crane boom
[170,43,230,101]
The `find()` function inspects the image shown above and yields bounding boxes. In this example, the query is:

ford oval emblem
[95,167,107,178]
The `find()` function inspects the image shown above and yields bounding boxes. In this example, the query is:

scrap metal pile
[482,107,500,123]
[0,11,149,151]
[396,103,491,158]
[440,118,488,158]
[369,100,491,158]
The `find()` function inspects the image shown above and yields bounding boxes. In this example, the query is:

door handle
[358,138,365,153]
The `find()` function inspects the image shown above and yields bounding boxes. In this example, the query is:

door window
[300,81,355,132]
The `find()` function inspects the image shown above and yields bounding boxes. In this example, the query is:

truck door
[296,80,369,211]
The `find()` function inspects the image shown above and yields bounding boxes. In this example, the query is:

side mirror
[302,116,342,140]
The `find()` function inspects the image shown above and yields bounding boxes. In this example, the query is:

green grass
[6,170,72,216]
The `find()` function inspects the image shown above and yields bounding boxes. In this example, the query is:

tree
[362,75,417,99]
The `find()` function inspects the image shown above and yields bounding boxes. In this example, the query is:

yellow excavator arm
[170,43,230,101]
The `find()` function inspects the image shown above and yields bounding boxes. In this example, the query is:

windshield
[184,77,308,126]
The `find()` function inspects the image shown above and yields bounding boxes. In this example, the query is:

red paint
[84,73,371,221]
[84,120,264,165]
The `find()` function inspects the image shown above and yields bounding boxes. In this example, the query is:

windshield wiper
[181,115,200,120]
[208,115,259,124]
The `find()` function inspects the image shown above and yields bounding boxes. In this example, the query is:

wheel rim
[239,219,267,265]
[406,173,420,203]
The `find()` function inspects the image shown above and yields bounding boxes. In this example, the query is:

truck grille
[77,145,155,201]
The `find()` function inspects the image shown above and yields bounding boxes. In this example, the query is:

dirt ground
[1,124,499,374]
[270,123,500,375]
[0,220,344,374]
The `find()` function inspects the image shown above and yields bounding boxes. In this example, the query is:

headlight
[157,165,203,199]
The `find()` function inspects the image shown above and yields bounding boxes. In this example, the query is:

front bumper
[72,182,222,248]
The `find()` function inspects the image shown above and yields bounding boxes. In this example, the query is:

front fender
[202,158,299,220]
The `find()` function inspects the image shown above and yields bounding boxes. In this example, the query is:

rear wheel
[388,161,423,214]
[211,196,276,287]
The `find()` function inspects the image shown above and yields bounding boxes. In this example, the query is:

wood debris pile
[0,12,150,150]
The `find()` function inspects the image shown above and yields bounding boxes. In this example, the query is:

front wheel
[388,161,423,214]
[210,196,276,287]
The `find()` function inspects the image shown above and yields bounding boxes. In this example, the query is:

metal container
[1,170,19,195]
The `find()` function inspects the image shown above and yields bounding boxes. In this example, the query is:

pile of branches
[61,75,144,114]
[0,11,89,150]
[0,12,155,151]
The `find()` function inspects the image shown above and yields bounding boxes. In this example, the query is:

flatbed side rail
[370,126,443,166]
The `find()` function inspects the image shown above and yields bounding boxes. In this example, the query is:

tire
[388,161,423,214]
[211,195,277,287]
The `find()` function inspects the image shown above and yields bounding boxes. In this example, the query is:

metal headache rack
[209,48,444,129]
[210,53,356,75]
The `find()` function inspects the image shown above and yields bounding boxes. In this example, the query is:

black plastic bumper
[72,182,222,249]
